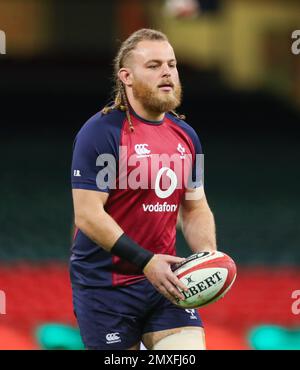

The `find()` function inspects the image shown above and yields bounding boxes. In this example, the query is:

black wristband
[111,233,154,270]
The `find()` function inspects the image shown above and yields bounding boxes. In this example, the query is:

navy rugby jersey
[70,108,202,287]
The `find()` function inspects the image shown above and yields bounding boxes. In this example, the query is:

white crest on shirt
[177,143,186,159]
[135,143,151,158]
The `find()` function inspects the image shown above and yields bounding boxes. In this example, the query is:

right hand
[143,254,189,305]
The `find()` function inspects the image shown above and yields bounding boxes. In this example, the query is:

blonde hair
[102,28,185,131]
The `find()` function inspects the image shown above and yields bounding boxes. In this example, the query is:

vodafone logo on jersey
[143,167,178,212]
[154,167,177,199]
[142,167,178,213]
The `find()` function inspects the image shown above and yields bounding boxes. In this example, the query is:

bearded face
[131,75,182,114]
[121,40,182,115]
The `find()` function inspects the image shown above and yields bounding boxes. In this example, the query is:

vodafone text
[142,202,177,212]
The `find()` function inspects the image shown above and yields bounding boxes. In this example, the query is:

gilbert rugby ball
[172,251,237,309]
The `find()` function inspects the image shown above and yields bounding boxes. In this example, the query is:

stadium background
[0,0,300,350]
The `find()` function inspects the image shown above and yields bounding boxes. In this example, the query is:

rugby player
[71,28,216,350]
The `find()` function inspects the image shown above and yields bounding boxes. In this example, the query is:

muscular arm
[180,187,217,253]
[72,188,187,303]
[72,189,123,251]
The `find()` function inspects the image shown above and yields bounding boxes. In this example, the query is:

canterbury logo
[106,332,121,344]
[135,143,151,157]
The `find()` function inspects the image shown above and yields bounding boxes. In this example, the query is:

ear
[118,68,133,87]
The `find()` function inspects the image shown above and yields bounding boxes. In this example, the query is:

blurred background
[0,0,300,350]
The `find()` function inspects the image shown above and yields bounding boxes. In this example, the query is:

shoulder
[77,109,126,139]
[73,109,126,155]
[166,112,202,147]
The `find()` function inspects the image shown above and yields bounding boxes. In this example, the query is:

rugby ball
[172,251,237,309]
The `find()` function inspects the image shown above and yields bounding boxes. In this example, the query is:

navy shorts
[72,279,203,349]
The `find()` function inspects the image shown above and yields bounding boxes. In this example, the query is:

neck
[128,98,165,122]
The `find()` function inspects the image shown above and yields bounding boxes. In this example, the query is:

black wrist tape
[111,233,154,270]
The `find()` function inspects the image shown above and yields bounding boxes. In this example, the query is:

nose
[161,63,171,77]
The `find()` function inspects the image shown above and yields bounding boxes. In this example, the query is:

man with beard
[70,29,216,350]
